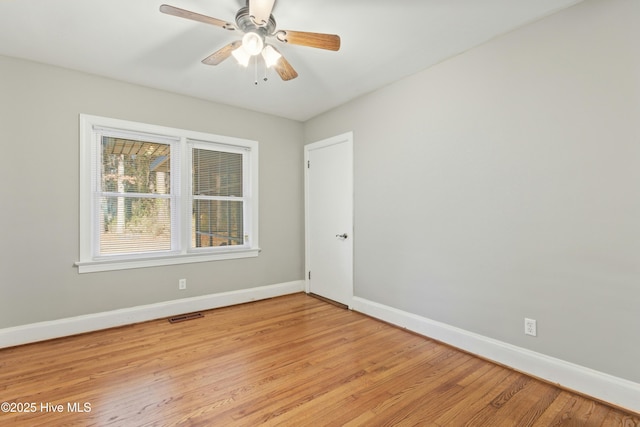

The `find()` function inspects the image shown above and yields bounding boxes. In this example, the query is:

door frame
[304,132,354,305]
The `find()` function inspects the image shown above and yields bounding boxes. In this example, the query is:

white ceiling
[0,0,582,122]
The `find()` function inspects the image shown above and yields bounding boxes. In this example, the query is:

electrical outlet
[178,279,187,290]
[524,318,537,336]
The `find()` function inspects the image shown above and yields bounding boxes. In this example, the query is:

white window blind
[191,145,246,249]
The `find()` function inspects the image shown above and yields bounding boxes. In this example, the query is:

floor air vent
[168,312,204,323]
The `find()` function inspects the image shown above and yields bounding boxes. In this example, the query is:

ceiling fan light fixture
[241,32,264,56]
[262,45,282,68]
[231,46,251,67]
[160,1,340,81]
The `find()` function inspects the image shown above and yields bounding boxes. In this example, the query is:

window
[77,115,259,273]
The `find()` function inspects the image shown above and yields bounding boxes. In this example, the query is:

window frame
[77,114,259,273]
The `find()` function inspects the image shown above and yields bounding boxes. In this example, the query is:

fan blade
[249,0,276,26]
[202,41,242,66]
[270,47,298,81]
[276,30,340,51]
[159,4,236,30]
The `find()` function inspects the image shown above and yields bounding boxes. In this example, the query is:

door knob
[336,233,348,239]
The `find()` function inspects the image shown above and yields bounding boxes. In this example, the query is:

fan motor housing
[235,6,276,37]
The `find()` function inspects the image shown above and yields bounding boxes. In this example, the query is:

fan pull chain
[254,56,258,85]
[251,56,269,85]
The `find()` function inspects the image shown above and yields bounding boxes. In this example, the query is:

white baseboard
[351,296,640,414]
[0,280,304,349]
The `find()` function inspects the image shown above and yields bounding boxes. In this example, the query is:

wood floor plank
[429,366,519,425]
[0,293,637,426]
[274,339,441,425]
[537,392,622,427]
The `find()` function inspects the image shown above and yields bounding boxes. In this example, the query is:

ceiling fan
[159,0,341,82]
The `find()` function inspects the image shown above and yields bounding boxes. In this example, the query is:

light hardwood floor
[0,293,638,426]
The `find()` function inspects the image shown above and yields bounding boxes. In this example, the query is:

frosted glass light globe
[242,32,264,56]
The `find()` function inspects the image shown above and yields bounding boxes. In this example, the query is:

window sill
[75,248,261,273]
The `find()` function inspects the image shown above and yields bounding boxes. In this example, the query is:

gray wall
[0,55,305,328]
[305,0,640,383]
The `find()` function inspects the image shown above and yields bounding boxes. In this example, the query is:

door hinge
[307,160,310,168]
[308,271,311,280]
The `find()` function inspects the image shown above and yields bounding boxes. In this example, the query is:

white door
[305,132,353,307]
